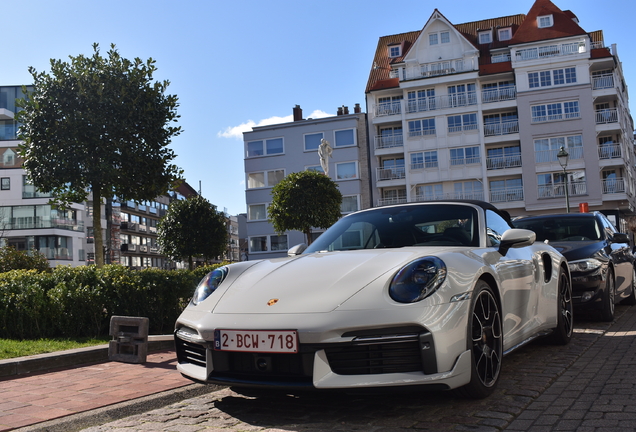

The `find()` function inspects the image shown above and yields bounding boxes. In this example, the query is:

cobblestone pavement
[77,305,636,432]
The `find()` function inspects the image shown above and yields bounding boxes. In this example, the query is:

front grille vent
[175,337,206,367]
[325,337,422,375]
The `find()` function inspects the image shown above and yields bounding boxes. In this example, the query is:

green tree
[268,171,342,245]
[16,43,183,267]
[157,195,228,270]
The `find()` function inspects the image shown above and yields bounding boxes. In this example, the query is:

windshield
[513,217,601,242]
[305,204,479,253]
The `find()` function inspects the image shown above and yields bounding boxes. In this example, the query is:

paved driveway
[78,305,636,432]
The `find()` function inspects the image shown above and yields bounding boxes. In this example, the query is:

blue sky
[2,0,634,215]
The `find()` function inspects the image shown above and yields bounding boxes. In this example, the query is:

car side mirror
[498,228,536,255]
[611,233,629,244]
[288,243,308,257]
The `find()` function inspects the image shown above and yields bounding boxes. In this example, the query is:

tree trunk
[93,187,104,267]
[188,255,193,271]
[305,227,313,246]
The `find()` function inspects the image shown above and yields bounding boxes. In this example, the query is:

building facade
[243,105,370,259]
[365,0,634,229]
[0,85,87,266]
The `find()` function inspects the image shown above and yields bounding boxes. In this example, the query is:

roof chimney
[343,106,349,115]
[337,106,343,116]
[293,105,303,121]
[354,103,361,113]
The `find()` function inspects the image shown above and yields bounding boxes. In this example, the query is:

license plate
[214,329,298,353]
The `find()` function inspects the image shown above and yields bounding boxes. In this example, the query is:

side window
[598,214,616,239]
[486,209,512,246]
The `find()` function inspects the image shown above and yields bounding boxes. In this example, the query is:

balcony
[484,121,519,137]
[593,74,614,90]
[515,41,583,62]
[535,147,583,164]
[450,156,481,167]
[406,92,477,114]
[486,155,522,170]
[602,178,626,194]
[375,134,403,150]
[595,108,618,124]
[538,180,587,198]
[375,102,401,117]
[377,167,406,181]
[598,143,622,159]
[404,59,474,81]
[377,197,407,206]
[490,188,524,203]
[482,87,516,103]
[411,161,439,170]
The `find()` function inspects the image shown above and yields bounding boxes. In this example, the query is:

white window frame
[498,27,512,41]
[531,101,580,123]
[246,169,286,189]
[429,33,438,45]
[335,161,358,181]
[388,44,401,58]
[478,30,492,44]
[538,15,553,28]
[440,31,450,44]
[248,234,289,254]
[246,137,284,158]
[247,203,268,221]
[340,195,360,214]
[528,67,577,89]
[334,128,356,148]
[303,132,323,152]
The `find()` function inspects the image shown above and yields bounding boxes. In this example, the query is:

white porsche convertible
[175,201,572,398]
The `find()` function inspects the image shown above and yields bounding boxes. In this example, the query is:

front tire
[456,281,502,399]
[549,268,573,345]
[600,268,616,322]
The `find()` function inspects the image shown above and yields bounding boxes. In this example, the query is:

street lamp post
[557,146,570,213]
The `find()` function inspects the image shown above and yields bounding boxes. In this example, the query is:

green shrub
[0,246,50,273]
[0,262,227,339]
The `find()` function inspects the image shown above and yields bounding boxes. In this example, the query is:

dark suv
[514,212,636,321]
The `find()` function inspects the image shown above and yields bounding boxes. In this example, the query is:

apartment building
[365,0,634,229]
[243,105,370,259]
[0,85,87,265]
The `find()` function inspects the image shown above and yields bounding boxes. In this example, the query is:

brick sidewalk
[506,308,636,430]
[0,350,192,431]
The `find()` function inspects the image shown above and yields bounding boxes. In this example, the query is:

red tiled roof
[508,0,586,44]
[365,31,419,93]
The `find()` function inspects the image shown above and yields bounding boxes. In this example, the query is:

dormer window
[538,15,553,28]
[498,27,512,41]
[478,30,492,44]
[388,44,401,58]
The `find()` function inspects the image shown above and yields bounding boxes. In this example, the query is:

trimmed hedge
[0,264,223,339]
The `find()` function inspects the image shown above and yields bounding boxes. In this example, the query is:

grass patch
[0,337,111,360]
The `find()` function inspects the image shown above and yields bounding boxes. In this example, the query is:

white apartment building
[0,85,87,266]
[243,105,370,259]
[365,0,634,229]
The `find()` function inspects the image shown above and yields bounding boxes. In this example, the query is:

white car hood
[212,249,428,314]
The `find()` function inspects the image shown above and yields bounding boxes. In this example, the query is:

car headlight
[568,258,602,273]
[389,257,447,303]
[192,267,228,305]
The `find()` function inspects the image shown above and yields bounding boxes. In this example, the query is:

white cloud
[218,110,335,140]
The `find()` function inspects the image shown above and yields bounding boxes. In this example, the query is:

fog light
[581,291,594,302]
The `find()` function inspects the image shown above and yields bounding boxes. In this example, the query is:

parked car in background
[514,212,636,321]
[175,201,572,399]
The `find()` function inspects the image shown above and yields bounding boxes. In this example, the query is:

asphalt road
[26,305,636,432]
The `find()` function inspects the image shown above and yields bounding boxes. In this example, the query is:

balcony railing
[377,197,408,206]
[7,218,85,232]
[602,178,625,194]
[598,143,622,159]
[595,108,618,124]
[538,180,587,198]
[593,74,614,90]
[482,87,516,103]
[450,156,481,166]
[375,134,403,150]
[377,167,406,181]
[484,121,519,137]
[375,101,401,117]
[486,155,522,170]
[405,60,474,80]
[414,191,485,202]
[515,42,583,62]
[490,188,524,203]
[406,92,477,114]
[535,147,584,164]
[411,161,439,170]
[491,53,511,63]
